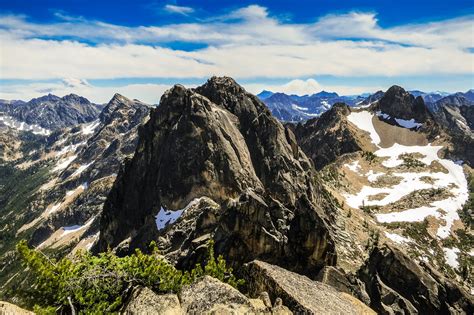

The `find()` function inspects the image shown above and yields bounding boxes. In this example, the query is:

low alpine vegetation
[17,239,243,314]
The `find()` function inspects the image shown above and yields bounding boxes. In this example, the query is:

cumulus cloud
[243,79,384,96]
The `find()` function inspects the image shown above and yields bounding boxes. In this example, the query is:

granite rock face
[98,77,337,276]
[244,260,375,315]
[355,245,474,314]
[121,287,181,315]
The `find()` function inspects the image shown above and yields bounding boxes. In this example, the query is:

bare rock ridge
[0,93,102,130]
[356,245,473,314]
[98,76,337,276]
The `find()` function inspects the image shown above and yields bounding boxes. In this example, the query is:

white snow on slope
[375,111,422,129]
[61,217,95,237]
[81,120,101,135]
[155,197,204,231]
[344,110,468,239]
[70,161,94,178]
[0,115,51,135]
[347,111,381,145]
[395,118,422,129]
[443,247,460,269]
[53,155,77,172]
[321,100,331,109]
[385,232,411,244]
[55,141,86,157]
[375,143,442,168]
[366,170,384,182]
[291,104,308,111]
[65,182,89,196]
[344,160,361,173]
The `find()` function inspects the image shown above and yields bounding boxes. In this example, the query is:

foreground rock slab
[180,276,256,314]
[121,286,181,315]
[0,301,34,315]
[245,260,375,315]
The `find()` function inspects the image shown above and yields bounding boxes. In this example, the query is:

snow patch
[385,232,411,244]
[0,115,51,135]
[344,160,361,173]
[347,111,380,145]
[53,155,77,172]
[375,111,422,129]
[291,104,308,111]
[61,217,95,237]
[155,197,204,231]
[344,109,468,239]
[443,248,460,269]
[395,118,422,129]
[81,120,101,135]
[70,161,94,178]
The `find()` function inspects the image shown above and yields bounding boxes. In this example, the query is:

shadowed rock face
[98,76,337,275]
[378,86,432,123]
[356,245,474,314]
[293,103,365,170]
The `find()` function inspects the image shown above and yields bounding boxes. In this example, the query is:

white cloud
[243,79,384,96]
[0,80,176,104]
[164,4,194,15]
[0,5,472,91]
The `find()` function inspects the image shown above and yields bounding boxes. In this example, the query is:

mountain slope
[0,94,150,297]
[260,91,365,122]
[293,103,374,170]
[0,94,102,131]
[98,77,338,275]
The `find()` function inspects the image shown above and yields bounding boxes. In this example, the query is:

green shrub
[17,239,242,314]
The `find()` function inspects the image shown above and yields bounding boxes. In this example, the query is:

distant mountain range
[258,89,474,122]
[0,79,473,314]
[0,93,103,131]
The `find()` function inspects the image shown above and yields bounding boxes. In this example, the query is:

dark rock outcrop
[98,77,337,276]
[378,86,432,123]
[244,260,375,314]
[355,245,474,314]
[293,103,368,170]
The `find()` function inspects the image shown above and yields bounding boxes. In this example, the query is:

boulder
[245,260,375,314]
[0,301,34,315]
[121,286,182,315]
[179,276,254,314]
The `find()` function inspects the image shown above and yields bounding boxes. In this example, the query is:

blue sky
[0,0,473,103]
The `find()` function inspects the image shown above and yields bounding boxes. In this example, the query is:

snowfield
[81,120,101,135]
[0,115,51,135]
[155,197,204,231]
[443,247,460,269]
[375,111,422,129]
[347,110,381,145]
[345,110,469,239]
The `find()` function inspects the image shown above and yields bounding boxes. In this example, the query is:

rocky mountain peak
[61,93,91,105]
[378,85,431,122]
[98,77,337,275]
